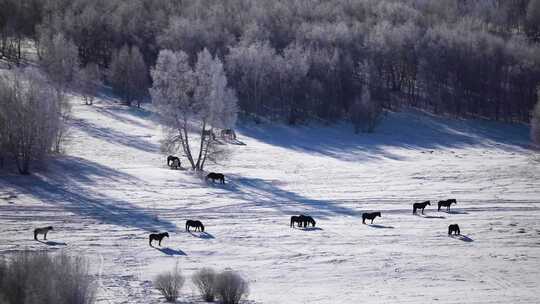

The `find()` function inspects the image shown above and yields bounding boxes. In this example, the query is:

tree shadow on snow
[156,247,186,256]
[237,110,531,162]
[222,175,358,218]
[450,235,474,242]
[70,118,160,153]
[0,156,177,232]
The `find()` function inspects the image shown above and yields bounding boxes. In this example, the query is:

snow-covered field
[1,96,539,304]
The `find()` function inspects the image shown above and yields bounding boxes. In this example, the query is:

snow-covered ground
[1,96,539,303]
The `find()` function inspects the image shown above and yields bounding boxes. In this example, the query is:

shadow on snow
[237,110,530,162]
[218,175,358,219]
[0,156,177,232]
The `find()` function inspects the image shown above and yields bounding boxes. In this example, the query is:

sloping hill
[1,96,539,303]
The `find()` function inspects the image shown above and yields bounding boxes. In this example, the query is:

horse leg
[371,219,374,224]
[44,232,47,240]
[413,207,416,214]
[362,218,365,224]
[422,208,425,215]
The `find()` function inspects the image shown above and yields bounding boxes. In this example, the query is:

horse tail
[34,229,38,240]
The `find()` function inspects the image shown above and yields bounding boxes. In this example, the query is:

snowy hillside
[1,96,539,304]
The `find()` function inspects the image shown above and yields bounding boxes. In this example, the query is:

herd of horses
[412,199,457,214]
[32,197,463,249]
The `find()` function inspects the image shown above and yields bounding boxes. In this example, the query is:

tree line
[1,0,540,131]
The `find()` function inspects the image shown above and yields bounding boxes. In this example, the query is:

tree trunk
[194,121,207,170]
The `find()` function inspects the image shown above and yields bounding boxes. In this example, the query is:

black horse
[300,214,316,227]
[186,220,205,232]
[290,216,302,228]
[448,224,460,235]
[413,200,431,214]
[206,172,225,184]
[149,232,169,247]
[167,155,181,169]
[290,215,316,228]
[438,199,457,212]
[34,226,53,241]
[362,212,381,224]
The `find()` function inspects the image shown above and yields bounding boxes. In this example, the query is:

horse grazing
[34,226,53,241]
[413,200,431,214]
[438,199,457,212]
[167,155,181,169]
[149,232,169,247]
[290,215,316,228]
[206,172,225,184]
[300,214,316,227]
[362,212,381,224]
[186,220,205,232]
[221,129,236,140]
[448,224,460,235]
[290,216,302,228]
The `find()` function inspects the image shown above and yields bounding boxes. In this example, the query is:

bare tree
[109,45,148,106]
[153,263,184,302]
[192,267,217,302]
[151,48,238,171]
[76,63,101,105]
[215,269,249,304]
[0,68,62,174]
[0,250,96,304]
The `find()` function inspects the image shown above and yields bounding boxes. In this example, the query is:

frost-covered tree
[226,41,279,116]
[76,63,101,105]
[351,61,382,133]
[151,48,238,170]
[526,0,540,42]
[109,45,148,106]
[0,68,62,174]
[40,32,79,93]
[277,44,309,124]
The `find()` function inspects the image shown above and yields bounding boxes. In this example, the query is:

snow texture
[1,96,539,303]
